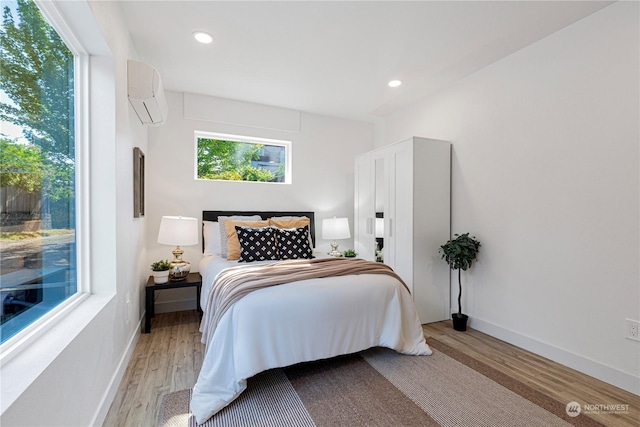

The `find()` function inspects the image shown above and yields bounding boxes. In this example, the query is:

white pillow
[203,221,221,256]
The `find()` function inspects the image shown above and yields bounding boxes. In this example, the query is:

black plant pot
[452,313,469,331]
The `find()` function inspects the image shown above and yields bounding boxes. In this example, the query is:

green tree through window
[0,0,77,344]
[1,0,75,228]
[197,136,288,183]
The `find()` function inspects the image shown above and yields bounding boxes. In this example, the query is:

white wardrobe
[354,137,451,324]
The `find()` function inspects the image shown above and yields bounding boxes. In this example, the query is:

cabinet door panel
[354,154,375,261]
[389,143,412,290]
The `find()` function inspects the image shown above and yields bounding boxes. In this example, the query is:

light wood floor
[103,311,639,427]
[422,321,639,427]
[104,311,204,427]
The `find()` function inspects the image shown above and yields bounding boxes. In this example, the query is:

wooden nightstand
[144,272,203,333]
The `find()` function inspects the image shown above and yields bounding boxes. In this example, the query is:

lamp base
[327,241,342,257]
[169,246,190,280]
[169,260,190,281]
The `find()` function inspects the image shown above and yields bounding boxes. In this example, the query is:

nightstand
[144,272,202,333]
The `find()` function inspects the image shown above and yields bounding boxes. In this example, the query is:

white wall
[0,1,150,425]
[94,0,150,339]
[146,92,373,311]
[379,2,639,394]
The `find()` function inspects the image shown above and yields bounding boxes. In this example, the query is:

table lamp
[322,217,351,257]
[157,216,198,281]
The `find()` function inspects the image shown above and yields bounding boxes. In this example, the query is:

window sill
[0,293,114,415]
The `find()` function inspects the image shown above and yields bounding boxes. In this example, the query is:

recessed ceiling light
[388,80,402,88]
[193,31,214,44]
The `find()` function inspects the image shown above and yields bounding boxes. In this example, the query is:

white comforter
[190,255,432,424]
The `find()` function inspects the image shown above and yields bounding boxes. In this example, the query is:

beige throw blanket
[201,257,409,344]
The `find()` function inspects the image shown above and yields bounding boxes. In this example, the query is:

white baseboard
[470,316,640,396]
[90,317,141,426]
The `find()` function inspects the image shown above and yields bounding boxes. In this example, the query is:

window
[196,132,291,184]
[0,0,79,344]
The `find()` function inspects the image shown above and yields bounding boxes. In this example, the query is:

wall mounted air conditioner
[127,60,168,126]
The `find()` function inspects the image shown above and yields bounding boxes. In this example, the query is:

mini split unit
[127,60,168,126]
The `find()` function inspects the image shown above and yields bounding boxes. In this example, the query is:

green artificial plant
[150,259,172,271]
[342,249,357,258]
[439,233,481,318]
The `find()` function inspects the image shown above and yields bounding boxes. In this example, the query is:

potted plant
[342,249,358,258]
[439,233,481,331]
[150,259,171,284]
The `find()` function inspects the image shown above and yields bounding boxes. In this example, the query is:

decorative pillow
[235,226,279,262]
[276,225,314,260]
[218,215,261,258]
[269,217,313,248]
[225,219,269,260]
[203,221,221,256]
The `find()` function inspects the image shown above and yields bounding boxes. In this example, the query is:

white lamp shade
[322,217,351,240]
[375,218,384,238]
[157,216,199,246]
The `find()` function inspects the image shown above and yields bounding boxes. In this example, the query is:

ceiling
[119,1,612,122]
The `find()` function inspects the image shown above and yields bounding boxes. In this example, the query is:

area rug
[159,337,604,427]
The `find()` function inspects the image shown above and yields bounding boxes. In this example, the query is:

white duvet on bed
[198,253,321,309]
[191,255,432,424]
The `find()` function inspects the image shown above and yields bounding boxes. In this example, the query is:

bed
[190,210,431,424]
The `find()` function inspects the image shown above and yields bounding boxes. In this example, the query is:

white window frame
[0,0,90,362]
[194,131,292,184]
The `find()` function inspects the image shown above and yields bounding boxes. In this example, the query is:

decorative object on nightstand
[439,233,481,332]
[375,217,384,262]
[374,242,383,262]
[157,215,199,281]
[342,249,357,258]
[322,217,350,257]
[150,259,171,284]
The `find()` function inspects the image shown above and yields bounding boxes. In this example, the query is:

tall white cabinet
[354,137,451,324]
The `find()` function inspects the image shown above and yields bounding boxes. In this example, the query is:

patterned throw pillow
[268,216,314,248]
[235,226,279,262]
[276,226,314,259]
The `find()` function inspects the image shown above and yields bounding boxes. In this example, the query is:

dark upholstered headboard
[202,210,316,251]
